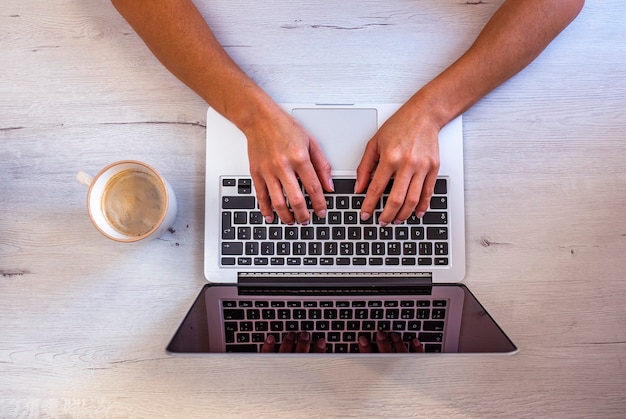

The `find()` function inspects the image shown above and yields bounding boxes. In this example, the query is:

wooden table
[2,1,625,417]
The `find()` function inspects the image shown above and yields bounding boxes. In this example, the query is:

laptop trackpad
[292,107,378,171]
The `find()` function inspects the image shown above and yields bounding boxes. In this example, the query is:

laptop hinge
[237,272,433,296]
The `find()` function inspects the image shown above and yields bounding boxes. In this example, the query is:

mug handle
[76,171,94,187]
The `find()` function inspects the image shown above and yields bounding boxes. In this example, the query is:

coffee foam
[101,169,165,237]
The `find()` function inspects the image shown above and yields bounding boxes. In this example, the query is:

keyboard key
[423,321,445,331]
[435,242,448,255]
[434,178,447,194]
[223,309,245,320]
[333,178,356,194]
[253,257,268,265]
[425,344,442,353]
[222,242,243,255]
[427,227,448,240]
[222,196,255,209]
[225,344,258,352]
[418,332,443,343]
[423,212,448,225]
[430,196,447,210]
[336,197,350,209]
[221,257,235,265]
[233,211,247,224]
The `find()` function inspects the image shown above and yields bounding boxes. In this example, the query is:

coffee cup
[77,160,177,242]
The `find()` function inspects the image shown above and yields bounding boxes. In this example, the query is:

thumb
[309,137,334,192]
[355,139,379,193]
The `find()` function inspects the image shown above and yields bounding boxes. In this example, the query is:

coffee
[101,169,166,237]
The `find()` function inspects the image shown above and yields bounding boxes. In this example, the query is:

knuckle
[385,195,404,208]
[288,194,306,210]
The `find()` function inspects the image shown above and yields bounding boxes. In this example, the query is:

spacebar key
[225,344,259,353]
[222,196,256,209]
[333,179,356,194]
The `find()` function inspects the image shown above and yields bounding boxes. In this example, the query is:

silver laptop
[167,103,516,354]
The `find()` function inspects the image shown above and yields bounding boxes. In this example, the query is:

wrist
[407,81,462,131]
[221,87,282,137]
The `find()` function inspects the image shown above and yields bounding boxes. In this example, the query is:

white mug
[77,160,177,242]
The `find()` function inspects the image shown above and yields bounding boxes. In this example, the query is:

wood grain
[1,0,625,417]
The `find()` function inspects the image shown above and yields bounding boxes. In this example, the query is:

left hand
[355,105,441,226]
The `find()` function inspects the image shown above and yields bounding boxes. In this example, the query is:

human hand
[355,104,441,226]
[358,331,424,353]
[261,331,327,353]
[261,331,423,353]
[244,105,334,225]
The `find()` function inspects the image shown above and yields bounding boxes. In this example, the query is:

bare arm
[416,0,585,129]
[111,0,584,226]
[111,0,333,225]
[111,0,264,129]
[356,0,585,225]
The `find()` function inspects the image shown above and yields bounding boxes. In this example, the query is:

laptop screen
[167,283,517,354]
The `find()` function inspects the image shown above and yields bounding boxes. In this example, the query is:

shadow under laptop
[166,284,517,355]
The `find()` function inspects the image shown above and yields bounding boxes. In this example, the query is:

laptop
[167,103,517,354]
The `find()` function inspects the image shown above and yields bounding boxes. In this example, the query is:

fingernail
[360,212,371,221]
[266,334,275,344]
[300,331,310,341]
[393,219,403,225]
[416,212,425,219]
[379,220,388,227]
[359,336,368,346]
[391,333,401,342]
[316,209,326,218]
[264,215,274,223]
[377,331,386,341]
[301,220,310,226]
[328,178,335,192]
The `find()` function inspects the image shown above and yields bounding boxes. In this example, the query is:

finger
[358,335,373,353]
[266,177,295,225]
[360,169,392,223]
[308,137,334,194]
[355,139,379,194]
[376,331,393,353]
[281,176,310,224]
[378,173,412,226]
[390,333,408,353]
[250,176,275,223]
[261,334,276,353]
[279,331,296,353]
[410,338,425,353]
[294,332,312,353]
[312,337,327,353]
[392,174,424,223]
[298,170,327,220]
[414,171,438,218]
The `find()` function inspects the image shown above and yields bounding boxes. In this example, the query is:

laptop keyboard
[220,177,450,268]
[222,296,447,353]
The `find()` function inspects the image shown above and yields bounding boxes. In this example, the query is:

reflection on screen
[167,284,516,354]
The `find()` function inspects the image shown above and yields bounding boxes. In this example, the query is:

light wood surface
[1,1,625,417]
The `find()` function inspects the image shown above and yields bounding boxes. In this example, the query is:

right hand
[244,105,334,225]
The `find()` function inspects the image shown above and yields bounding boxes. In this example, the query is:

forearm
[411,0,585,129]
[110,0,276,131]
